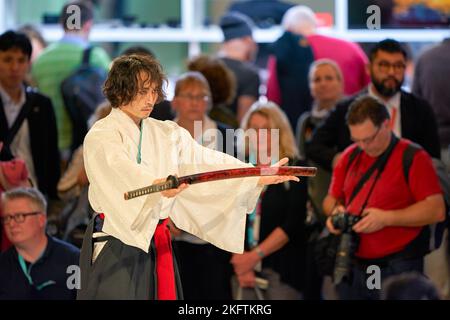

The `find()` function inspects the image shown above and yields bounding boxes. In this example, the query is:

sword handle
[124,175,180,200]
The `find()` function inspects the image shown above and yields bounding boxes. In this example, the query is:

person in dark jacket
[0,30,60,200]
[413,37,450,173]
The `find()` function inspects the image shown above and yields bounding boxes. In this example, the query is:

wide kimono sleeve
[83,124,163,251]
[168,125,264,253]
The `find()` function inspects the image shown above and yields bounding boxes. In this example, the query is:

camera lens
[330,213,361,285]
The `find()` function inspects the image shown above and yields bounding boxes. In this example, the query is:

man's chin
[142,110,153,117]
[379,87,399,98]
[7,234,24,244]
[373,79,402,97]
[187,115,204,122]
[366,150,382,157]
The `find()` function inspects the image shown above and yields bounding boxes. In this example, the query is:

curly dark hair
[103,54,167,108]
[187,55,236,106]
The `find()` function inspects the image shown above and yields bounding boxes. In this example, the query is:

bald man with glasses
[0,187,79,300]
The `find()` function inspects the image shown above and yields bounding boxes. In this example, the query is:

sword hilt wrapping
[124,175,180,200]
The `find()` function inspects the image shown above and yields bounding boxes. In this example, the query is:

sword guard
[166,175,180,189]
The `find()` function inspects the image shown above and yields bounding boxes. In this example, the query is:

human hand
[237,270,256,288]
[152,177,189,198]
[332,204,346,215]
[0,159,30,191]
[326,205,346,235]
[257,157,300,186]
[231,252,259,276]
[326,216,342,235]
[0,165,10,190]
[352,208,388,234]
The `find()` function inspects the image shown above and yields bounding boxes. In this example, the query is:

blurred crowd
[0,1,449,300]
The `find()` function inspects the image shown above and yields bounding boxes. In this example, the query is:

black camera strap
[347,134,399,214]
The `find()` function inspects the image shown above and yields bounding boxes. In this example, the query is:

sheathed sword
[124,166,317,200]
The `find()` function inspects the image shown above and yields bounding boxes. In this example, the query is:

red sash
[154,219,176,300]
[95,214,176,299]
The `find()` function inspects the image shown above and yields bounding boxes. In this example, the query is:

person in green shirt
[32,1,110,161]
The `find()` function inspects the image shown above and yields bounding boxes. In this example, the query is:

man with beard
[305,39,440,171]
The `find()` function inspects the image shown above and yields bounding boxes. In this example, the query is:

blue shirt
[60,34,89,48]
[0,236,80,300]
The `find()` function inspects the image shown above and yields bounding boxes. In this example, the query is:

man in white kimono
[77,54,299,300]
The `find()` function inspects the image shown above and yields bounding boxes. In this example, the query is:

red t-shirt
[266,34,370,104]
[330,139,442,259]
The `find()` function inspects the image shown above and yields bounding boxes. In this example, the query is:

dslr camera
[331,212,361,284]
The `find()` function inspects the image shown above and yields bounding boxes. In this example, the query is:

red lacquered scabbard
[124,166,317,200]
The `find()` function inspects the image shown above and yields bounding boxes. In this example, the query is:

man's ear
[82,20,93,34]
[38,213,47,229]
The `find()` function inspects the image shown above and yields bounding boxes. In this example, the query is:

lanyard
[246,153,279,248]
[137,120,143,164]
[18,253,56,291]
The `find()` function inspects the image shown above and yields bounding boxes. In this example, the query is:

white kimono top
[83,108,263,253]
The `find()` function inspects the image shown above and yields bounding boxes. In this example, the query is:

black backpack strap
[81,46,93,65]
[402,143,420,185]
[0,89,36,160]
[401,142,448,254]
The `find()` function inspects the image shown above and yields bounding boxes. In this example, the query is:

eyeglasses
[375,60,406,73]
[351,126,381,145]
[1,211,42,225]
[177,94,210,102]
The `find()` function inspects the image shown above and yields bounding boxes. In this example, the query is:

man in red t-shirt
[323,95,445,300]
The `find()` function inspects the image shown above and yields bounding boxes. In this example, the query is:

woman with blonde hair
[241,101,299,164]
[297,58,344,221]
[297,58,344,160]
[232,101,308,299]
